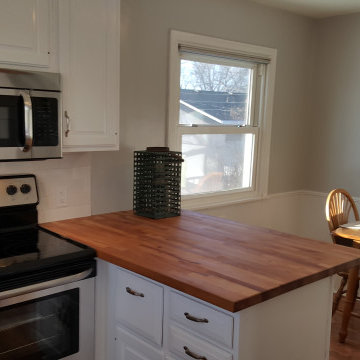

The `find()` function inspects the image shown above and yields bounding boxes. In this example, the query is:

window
[168,31,277,209]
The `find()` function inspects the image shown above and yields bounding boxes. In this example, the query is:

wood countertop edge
[96,248,360,313]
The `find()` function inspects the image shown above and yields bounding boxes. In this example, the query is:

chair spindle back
[325,188,359,243]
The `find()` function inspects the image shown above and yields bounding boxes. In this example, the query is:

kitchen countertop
[41,210,360,312]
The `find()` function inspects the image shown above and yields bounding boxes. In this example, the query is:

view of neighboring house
[179,89,253,194]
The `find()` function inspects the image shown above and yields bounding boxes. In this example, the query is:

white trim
[183,190,263,211]
[265,190,304,200]
[268,189,358,201]
[294,190,327,198]
[179,126,258,135]
[184,189,327,211]
[291,189,360,204]
[168,30,277,208]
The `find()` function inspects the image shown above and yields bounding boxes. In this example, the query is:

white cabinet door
[115,327,164,360]
[0,0,55,69]
[115,268,163,346]
[59,0,120,152]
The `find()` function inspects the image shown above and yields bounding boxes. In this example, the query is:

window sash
[179,55,263,128]
[179,128,259,195]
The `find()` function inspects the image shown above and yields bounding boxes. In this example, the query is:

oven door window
[0,95,25,147]
[0,289,79,360]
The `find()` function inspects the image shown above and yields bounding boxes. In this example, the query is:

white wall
[91,0,316,214]
[307,13,360,197]
[199,191,331,242]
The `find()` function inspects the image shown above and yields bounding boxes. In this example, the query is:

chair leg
[332,276,348,316]
[339,266,359,343]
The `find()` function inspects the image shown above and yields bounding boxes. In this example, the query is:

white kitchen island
[41,210,359,360]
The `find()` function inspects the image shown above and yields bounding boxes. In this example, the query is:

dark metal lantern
[133,147,183,219]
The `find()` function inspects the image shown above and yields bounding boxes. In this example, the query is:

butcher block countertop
[41,210,360,312]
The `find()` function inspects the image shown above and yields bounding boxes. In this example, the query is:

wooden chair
[325,188,360,315]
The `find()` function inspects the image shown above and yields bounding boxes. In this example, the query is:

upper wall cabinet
[59,0,120,152]
[0,0,57,71]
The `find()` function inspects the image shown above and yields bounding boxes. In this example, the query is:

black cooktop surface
[0,226,95,278]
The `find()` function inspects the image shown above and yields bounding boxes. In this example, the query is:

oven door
[0,275,94,360]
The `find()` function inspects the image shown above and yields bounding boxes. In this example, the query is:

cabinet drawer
[115,269,163,345]
[115,326,163,360]
[169,291,233,348]
[168,325,232,360]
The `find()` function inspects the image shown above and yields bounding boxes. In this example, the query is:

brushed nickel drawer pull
[183,346,207,360]
[126,287,144,297]
[64,110,71,137]
[184,312,209,323]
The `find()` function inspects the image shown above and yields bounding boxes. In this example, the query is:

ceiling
[250,0,360,18]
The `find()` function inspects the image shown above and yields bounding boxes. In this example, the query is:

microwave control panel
[32,97,59,147]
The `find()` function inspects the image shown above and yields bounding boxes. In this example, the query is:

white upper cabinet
[59,0,120,152]
[0,0,57,70]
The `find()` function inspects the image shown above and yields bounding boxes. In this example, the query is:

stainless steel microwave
[0,68,61,161]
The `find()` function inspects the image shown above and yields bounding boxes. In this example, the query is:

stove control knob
[20,184,31,194]
[6,185,17,195]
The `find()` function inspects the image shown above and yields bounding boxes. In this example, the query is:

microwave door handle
[19,91,33,152]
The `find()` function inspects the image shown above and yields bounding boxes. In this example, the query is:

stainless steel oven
[0,68,61,161]
[0,274,95,360]
[0,175,96,360]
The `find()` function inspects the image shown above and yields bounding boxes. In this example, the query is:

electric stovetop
[0,174,96,292]
[0,227,95,277]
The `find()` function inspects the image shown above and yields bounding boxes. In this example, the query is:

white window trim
[167,30,277,210]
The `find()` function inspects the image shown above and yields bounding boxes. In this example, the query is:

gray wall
[91,0,315,214]
[307,13,360,195]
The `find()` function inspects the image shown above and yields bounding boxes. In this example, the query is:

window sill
[181,190,265,211]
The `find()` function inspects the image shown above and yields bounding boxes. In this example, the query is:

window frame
[167,30,277,210]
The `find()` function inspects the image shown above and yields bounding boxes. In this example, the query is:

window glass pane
[180,60,252,126]
[181,133,254,195]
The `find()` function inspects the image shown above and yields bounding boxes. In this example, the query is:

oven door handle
[0,268,92,301]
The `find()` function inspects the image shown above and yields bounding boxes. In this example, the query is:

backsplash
[0,153,91,223]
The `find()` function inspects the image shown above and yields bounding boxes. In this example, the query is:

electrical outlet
[56,187,68,207]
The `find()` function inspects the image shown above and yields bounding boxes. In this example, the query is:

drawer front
[115,269,163,345]
[169,291,233,348]
[115,326,164,360]
[168,325,233,360]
